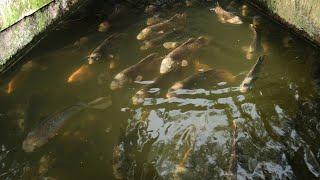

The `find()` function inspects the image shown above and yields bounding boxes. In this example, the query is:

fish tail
[87,96,112,109]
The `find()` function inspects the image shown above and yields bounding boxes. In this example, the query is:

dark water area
[0,0,320,179]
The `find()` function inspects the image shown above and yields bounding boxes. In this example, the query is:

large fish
[160,36,209,74]
[22,97,112,152]
[210,3,243,25]
[67,64,94,83]
[110,53,162,90]
[240,55,265,93]
[132,69,181,105]
[166,68,235,98]
[140,29,178,50]
[137,13,186,41]
[87,33,120,64]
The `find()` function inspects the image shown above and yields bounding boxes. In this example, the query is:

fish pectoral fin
[135,75,143,81]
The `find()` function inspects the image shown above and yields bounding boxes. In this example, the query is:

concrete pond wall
[0,0,319,73]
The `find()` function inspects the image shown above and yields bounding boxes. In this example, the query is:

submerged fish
[240,55,265,93]
[110,53,162,90]
[166,68,235,98]
[163,41,179,49]
[210,3,243,25]
[160,36,209,74]
[97,20,111,32]
[132,69,181,105]
[137,13,187,41]
[87,33,120,64]
[74,37,90,49]
[22,97,112,152]
[67,64,94,83]
[140,29,178,50]
[146,15,163,26]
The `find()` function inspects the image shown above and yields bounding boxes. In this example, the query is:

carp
[240,55,265,93]
[67,64,94,83]
[87,33,120,64]
[132,68,183,105]
[22,97,112,152]
[140,29,178,50]
[166,68,235,98]
[97,20,111,32]
[110,53,162,90]
[160,36,209,74]
[163,41,179,49]
[146,15,163,26]
[210,3,243,25]
[137,13,187,41]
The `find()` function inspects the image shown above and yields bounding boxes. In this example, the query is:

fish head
[22,131,47,153]
[239,77,253,93]
[197,36,210,46]
[88,53,102,64]
[137,28,151,40]
[132,89,147,105]
[110,73,129,90]
[160,57,177,74]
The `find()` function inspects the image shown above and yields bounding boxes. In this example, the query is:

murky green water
[1,1,320,179]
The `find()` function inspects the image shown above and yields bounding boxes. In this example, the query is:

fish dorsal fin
[216,1,220,8]
[137,53,159,64]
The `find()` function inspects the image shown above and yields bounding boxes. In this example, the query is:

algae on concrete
[0,0,53,31]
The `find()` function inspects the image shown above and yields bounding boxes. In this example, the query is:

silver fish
[22,97,112,152]
[240,55,265,93]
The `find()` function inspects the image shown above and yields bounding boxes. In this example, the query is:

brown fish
[210,3,243,24]
[160,36,209,74]
[146,15,163,26]
[67,64,93,83]
[137,13,187,41]
[98,20,111,32]
[87,33,120,64]
[166,68,235,98]
[132,69,182,105]
[110,53,162,90]
[140,29,178,50]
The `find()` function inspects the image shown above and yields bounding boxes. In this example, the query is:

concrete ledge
[0,0,53,31]
[0,0,87,72]
[245,0,320,47]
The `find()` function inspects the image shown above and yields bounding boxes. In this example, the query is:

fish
[239,55,265,93]
[6,61,43,94]
[210,2,243,25]
[243,16,263,60]
[137,13,187,41]
[22,97,112,153]
[67,64,94,83]
[140,29,178,50]
[97,20,111,32]
[160,36,209,74]
[166,68,235,98]
[87,33,120,64]
[163,41,179,49]
[74,36,90,49]
[146,14,163,26]
[132,69,182,105]
[145,4,158,14]
[110,53,162,90]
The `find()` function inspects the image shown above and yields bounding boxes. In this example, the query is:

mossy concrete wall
[246,0,320,46]
[0,0,53,31]
[0,0,87,72]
